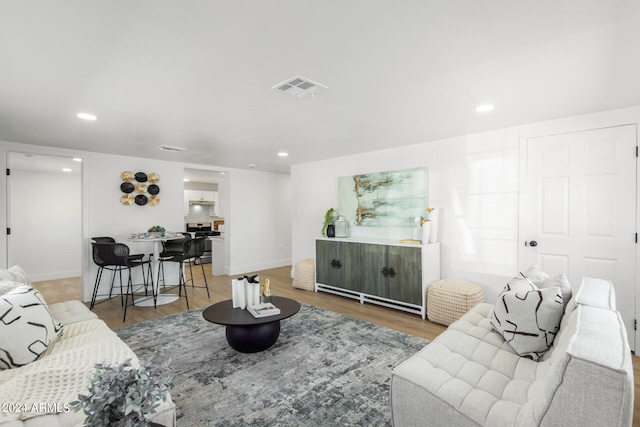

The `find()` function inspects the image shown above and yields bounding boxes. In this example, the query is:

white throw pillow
[491,273,564,360]
[0,285,63,369]
[521,264,572,309]
[0,280,22,297]
[0,266,31,292]
[523,264,549,282]
[533,273,572,310]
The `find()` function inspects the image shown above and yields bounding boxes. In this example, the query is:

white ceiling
[1,1,639,174]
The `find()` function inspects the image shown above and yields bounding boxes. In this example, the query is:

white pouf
[427,279,485,326]
[292,259,315,291]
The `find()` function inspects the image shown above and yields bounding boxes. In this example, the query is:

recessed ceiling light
[249,164,257,169]
[73,158,82,162]
[220,172,225,175]
[475,104,494,113]
[62,168,72,172]
[278,152,289,157]
[77,112,97,121]
[184,178,190,182]
[156,144,187,153]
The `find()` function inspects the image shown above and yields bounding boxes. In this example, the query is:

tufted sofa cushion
[392,303,547,426]
[391,277,633,427]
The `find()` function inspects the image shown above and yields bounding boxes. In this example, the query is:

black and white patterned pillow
[491,273,563,360]
[0,285,63,369]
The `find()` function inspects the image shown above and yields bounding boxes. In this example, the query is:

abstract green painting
[338,167,428,227]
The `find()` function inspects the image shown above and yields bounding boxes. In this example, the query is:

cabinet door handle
[331,259,342,269]
[381,266,389,277]
[388,267,396,278]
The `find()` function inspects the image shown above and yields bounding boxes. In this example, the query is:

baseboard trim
[29,270,82,283]
[228,258,291,276]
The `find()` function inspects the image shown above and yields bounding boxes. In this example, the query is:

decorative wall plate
[121,171,135,182]
[135,183,148,194]
[148,184,160,195]
[121,194,135,205]
[149,196,160,206]
[135,195,148,206]
[120,182,134,193]
[148,173,160,184]
[135,172,148,182]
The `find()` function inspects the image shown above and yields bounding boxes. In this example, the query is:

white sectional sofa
[0,268,175,427]
[391,277,634,427]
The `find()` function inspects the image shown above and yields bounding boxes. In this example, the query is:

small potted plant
[147,225,166,238]
[321,208,335,237]
[71,357,175,427]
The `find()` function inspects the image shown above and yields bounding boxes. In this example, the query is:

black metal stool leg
[199,261,210,298]
[123,267,134,322]
[179,262,189,309]
[90,267,103,310]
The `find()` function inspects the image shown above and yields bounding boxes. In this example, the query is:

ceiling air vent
[155,144,187,153]
[272,75,328,99]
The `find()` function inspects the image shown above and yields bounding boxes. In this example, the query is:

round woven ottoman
[292,259,315,291]
[427,279,485,326]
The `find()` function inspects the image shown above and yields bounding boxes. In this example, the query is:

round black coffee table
[202,296,301,353]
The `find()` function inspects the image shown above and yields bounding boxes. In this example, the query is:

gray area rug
[116,304,428,426]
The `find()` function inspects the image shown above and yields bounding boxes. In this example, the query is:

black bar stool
[185,237,211,298]
[90,242,152,321]
[157,237,192,308]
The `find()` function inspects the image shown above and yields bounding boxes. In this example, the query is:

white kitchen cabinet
[212,191,219,216]
[188,190,215,202]
[202,191,214,202]
[183,190,190,215]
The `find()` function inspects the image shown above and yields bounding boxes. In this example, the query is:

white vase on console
[421,219,431,244]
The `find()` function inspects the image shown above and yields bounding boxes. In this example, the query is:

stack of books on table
[247,303,281,318]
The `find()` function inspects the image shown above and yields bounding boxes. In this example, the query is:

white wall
[9,169,81,281]
[228,169,291,275]
[292,106,640,303]
[85,154,291,296]
[82,152,186,299]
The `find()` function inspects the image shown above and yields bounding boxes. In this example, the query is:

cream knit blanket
[0,319,138,423]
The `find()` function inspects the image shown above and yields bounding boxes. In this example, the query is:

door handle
[526,240,538,247]
[388,267,396,278]
[381,266,389,277]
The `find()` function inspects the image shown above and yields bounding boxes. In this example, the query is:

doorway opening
[6,152,82,281]
[184,168,227,276]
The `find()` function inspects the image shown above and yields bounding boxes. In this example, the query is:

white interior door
[524,125,637,350]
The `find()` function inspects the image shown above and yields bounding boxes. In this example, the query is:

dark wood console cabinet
[315,238,440,319]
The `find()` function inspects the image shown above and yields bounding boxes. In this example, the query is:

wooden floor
[33,265,639,425]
